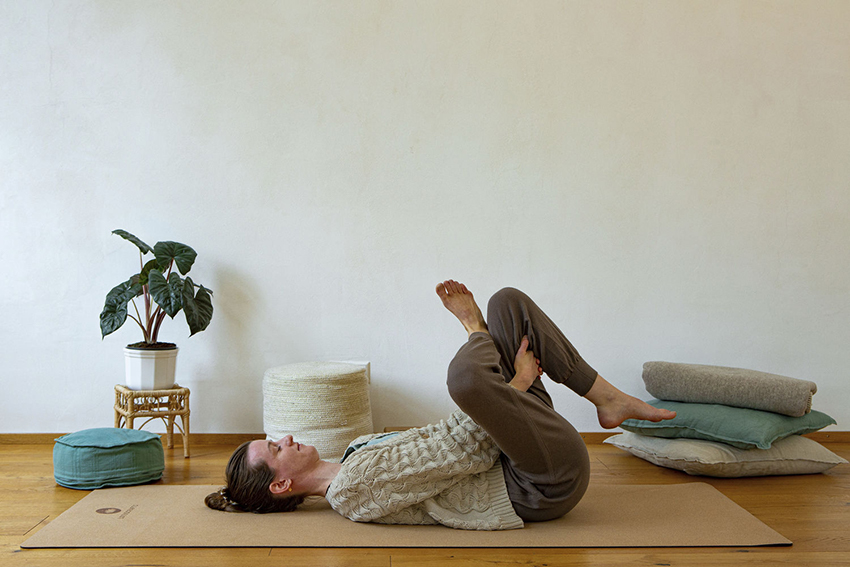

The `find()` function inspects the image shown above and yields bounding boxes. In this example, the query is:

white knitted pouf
[262,361,373,462]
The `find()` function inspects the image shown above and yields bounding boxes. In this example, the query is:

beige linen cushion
[642,361,817,417]
[604,432,847,478]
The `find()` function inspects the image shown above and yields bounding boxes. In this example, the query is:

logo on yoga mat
[96,508,121,515]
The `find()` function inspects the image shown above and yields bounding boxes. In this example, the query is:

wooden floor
[3,435,849,567]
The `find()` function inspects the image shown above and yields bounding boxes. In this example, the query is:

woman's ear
[269,478,292,495]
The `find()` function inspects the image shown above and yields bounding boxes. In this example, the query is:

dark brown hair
[205,441,306,513]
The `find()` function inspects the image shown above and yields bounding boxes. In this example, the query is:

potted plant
[100,229,214,390]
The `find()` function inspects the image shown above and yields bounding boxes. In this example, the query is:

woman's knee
[446,337,503,406]
[446,351,479,407]
[487,287,529,320]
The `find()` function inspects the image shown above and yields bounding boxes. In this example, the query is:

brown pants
[446,287,597,521]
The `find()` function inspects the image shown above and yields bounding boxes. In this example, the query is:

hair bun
[204,490,229,511]
[205,487,244,512]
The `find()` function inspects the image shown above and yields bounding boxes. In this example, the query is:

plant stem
[142,284,151,339]
[148,305,161,343]
[148,259,173,344]
[152,310,168,343]
[128,312,149,342]
[130,299,149,343]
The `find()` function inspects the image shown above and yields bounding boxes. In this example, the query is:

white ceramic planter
[124,346,179,390]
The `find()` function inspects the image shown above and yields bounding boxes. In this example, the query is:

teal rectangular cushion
[53,428,164,490]
[620,400,837,450]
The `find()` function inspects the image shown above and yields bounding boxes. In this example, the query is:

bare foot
[585,375,677,429]
[436,280,488,336]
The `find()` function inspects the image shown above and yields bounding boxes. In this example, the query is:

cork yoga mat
[22,482,790,548]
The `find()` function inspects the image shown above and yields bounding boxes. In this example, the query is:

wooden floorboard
[3,440,849,567]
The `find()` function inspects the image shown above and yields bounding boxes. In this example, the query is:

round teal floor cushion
[53,428,164,490]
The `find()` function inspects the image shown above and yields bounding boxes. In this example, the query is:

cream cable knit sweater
[325,410,524,530]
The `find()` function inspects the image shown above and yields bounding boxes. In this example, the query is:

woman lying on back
[205,281,673,529]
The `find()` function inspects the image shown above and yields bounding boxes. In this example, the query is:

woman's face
[247,435,320,490]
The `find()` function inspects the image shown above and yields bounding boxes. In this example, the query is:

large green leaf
[182,277,214,336]
[138,259,160,286]
[112,230,152,255]
[148,271,184,318]
[154,241,197,275]
[100,278,143,337]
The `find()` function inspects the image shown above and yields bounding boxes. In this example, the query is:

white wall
[2,1,848,434]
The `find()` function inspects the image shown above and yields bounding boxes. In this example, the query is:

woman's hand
[509,336,543,392]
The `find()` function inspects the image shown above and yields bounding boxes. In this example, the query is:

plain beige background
[1,1,848,435]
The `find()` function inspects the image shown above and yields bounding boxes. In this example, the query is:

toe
[436,282,448,298]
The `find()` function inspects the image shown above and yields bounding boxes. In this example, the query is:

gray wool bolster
[642,361,817,417]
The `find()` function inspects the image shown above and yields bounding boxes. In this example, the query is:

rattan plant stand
[114,384,191,457]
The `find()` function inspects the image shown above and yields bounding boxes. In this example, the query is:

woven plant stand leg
[181,413,190,458]
[166,415,174,449]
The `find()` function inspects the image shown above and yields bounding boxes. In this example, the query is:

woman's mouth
[297,443,301,451]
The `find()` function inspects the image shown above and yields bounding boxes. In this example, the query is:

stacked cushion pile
[604,362,847,477]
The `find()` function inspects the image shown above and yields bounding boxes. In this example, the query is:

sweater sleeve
[326,410,501,522]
